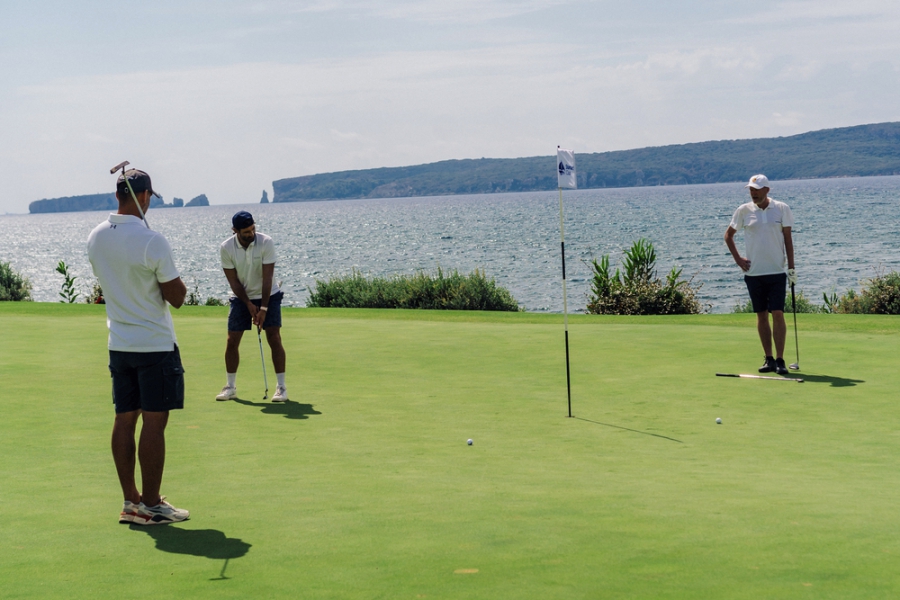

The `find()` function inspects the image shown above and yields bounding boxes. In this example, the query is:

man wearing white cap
[725,174,796,375]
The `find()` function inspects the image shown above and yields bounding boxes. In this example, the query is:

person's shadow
[797,373,865,387]
[131,525,251,580]
[231,397,322,420]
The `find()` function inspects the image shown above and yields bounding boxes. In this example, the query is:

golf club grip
[715,373,740,378]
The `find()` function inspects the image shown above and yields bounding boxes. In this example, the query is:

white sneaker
[119,500,140,524]
[216,386,237,401]
[272,385,289,402]
[133,496,190,526]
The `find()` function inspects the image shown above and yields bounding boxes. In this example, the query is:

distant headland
[272,122,900,202]
[26,122,900,213]
[29,193,209,214]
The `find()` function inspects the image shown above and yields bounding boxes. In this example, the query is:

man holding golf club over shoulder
[216,211,288,402]
[725,174,796,375]
[88,166,190,525]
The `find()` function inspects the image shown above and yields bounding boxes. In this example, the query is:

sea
[4,175,900,314]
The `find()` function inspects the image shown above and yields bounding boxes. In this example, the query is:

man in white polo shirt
[216,211,288,402]
[87,168,190,526]
[725,174,796,375]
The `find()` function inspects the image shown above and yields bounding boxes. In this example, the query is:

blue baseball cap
[232,211,254,230]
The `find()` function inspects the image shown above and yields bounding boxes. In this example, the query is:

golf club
[716,372,804,383]
[257,325,269,400]
[110,161,151,229]
[789,282,800,370]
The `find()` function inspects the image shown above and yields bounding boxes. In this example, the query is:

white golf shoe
[271,385,289,402]
[216,386,237,401]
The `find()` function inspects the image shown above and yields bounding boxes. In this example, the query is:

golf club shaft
[716,372,804,382]
[790,282,800,367]
[257,325,268,398]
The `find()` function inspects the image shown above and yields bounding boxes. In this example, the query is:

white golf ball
[467,439,473,445]
[716,418,722,424]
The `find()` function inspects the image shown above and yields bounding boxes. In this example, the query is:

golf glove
[787,269,798,285]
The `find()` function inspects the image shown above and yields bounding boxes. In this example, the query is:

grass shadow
[794,373,865,387]
[230,397,322,420]
[573,417,683,443]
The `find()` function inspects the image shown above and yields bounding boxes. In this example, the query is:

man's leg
[771,310,787,359]
[756,311,773,357]
[112,410,141,504]
[225,330,244,373]
[138,410,169,507]
[265,327,286,374]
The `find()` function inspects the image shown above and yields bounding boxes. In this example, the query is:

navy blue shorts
[228,291,284,331]
[744,273,787,313]
[109,345,184,414]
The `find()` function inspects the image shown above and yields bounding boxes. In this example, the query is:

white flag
[557,148,576,189]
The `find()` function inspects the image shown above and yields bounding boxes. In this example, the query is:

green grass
[2,303,900,599]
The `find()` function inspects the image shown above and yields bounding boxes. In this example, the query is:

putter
[716,373,804,383]
[257,325,269,400]
[789,282,800,370]
[110,161,151,229]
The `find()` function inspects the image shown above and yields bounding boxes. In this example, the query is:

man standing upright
[87,168,190,525]
[216,211,288,402]
[725,174,796,375]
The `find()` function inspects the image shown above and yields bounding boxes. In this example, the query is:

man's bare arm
[255,263,275,327]
[159,277,187,309]
[725,227,750,272]
[783,227,794,270]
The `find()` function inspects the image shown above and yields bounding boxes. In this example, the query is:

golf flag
[557,148,576,189]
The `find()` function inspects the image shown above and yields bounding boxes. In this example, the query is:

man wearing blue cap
[216,211,288,402]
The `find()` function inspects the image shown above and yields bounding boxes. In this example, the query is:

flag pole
[558,185,572,418]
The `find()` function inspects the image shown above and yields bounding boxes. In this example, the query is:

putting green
[1,303,899,598]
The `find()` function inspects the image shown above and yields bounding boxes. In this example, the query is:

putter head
[110,160,130,174]
[789,363,800,370]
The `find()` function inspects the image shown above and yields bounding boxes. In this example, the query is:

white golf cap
[745,174,770,189]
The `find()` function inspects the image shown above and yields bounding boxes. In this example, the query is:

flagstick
[558,186,572,418]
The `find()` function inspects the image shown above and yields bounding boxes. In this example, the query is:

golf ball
[467,439,473,445]
[716,418,722,424]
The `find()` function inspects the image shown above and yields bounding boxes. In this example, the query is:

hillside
[29,192,210,214]
[273,122,900,202]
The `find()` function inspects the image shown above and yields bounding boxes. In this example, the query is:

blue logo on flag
[559,161,574,176]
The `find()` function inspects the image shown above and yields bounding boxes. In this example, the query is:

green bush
[85,280,104,304]
[826,272,900,314]
[307,268,521,311]
[0,261,32,301]
[586,239,705,315]
[205,296,226,306]
[732,288,823,313]
[55,261,79,303]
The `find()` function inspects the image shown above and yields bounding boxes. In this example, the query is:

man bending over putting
[87,168,190,525]
[725,174,796,375]
[216,211,288,402]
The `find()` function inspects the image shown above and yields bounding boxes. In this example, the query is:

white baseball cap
[745,174,770,189]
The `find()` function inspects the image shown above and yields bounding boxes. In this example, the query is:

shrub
[586,239,704,315]
[85,280,105,304]
[55,261,79,303]
[185,280,226,306]
[307,268,521,311]
[826,271,900,314]
[0,261,32,301]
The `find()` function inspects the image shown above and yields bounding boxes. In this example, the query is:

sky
[1,0,899,213]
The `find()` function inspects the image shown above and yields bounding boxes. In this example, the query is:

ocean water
[4,175,900,313]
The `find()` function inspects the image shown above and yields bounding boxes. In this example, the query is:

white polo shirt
[729,198,794,276]
[220,232,280,299]
[87,214,180,352]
